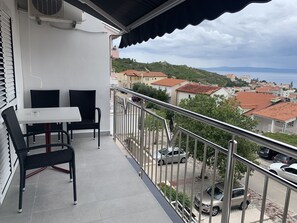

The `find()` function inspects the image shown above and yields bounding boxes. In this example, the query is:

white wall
[177,92,195,105]
[18,12,111,133]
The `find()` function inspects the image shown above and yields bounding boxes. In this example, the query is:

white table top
[16,107,81,124]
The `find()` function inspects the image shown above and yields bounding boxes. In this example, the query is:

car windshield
[275,154,289,161]
[206,186,224,200]
[159,148,169,155]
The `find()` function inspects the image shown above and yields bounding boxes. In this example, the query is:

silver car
[155,147,187,165]
[194,182,251,216]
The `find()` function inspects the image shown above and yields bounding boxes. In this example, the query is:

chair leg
[69,163,73,182]
[26,136,30,148]
[93,128,95,140]
[71,130,73,141]
[71,160,77,205]
[18,169,25,213]
[97,128,100,149]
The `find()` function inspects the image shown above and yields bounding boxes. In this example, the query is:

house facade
[151,78,187,105]
[253,102,297,134]
[0,0,116,203]
[117,70,167,88]
[176,83,230,105]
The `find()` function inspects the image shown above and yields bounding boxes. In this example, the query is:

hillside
[113,58,237,87]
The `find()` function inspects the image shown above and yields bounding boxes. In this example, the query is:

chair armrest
[23,129,70,144]
[96,107,101,123]
[19,143,74,153]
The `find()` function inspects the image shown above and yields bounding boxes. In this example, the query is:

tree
[132,83,170,108]
[175,95,258,180]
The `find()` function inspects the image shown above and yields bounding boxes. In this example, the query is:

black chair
[67,90,101,148]
[1,106,77,213]
[26,90,63,145]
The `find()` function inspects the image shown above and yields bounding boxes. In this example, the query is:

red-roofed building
[235,92,281,116]
[151,78,187,105]
[176,83,230,104]
[253,102,297,134]
[255,86,283,96]
[117,70,167,88]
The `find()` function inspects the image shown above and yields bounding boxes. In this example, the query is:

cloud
[115,0,297,68]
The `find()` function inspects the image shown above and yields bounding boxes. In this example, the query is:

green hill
[112,58,245,87]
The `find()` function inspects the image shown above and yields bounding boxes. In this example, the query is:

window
[232,189,244,198]
[0,8,16,108]
[0,4,17,203]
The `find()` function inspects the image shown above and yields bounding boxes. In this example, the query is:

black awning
[65,0,271,48]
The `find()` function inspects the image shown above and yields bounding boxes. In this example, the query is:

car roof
[215,182,244,190]
[290,164,297,169]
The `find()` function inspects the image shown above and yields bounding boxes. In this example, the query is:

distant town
[111,68,297,136]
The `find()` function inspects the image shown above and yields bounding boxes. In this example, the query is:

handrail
[114,86,297,159]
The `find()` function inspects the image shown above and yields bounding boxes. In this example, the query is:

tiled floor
[0,135,174,223]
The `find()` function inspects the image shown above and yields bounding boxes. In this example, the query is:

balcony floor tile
[0,135,173,223]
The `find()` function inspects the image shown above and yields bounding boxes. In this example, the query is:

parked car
[154,147,187,165]
[171,200,198,223]
[273,153,297,165]
[268,163,297,184]
[258,147,278,160]
[194,182,251,216]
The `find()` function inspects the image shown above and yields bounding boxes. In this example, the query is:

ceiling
[19,0,271,48]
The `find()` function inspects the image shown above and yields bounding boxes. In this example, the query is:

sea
[206,70,296,88]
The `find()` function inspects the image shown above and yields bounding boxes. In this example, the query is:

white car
[154,147,187,165]
[268,163,297,184]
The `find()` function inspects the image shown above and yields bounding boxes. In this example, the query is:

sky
[113,0,297,70]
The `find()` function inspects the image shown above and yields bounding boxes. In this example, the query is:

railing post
[221,139,237,223]
[113,89,116,141]
[139,99,145,178]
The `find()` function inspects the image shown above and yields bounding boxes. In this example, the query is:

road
[247,158,297,215]
[140,151,297,221]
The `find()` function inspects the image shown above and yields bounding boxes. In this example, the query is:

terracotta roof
[253,102,297,122]
[151,78,186,87]
[235,92,277,115]
[289,93,297,99]
[122,70,167,77]
[256,86,280,93]
[176,83,221,95]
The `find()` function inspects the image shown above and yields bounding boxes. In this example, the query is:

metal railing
[112,87,297,223]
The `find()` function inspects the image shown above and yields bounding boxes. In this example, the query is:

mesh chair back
[69,90,96,121]
[2,106,28,160]
[31,90,60,108]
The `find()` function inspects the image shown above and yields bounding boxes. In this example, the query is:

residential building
[240,75,251,83]
[151,78,187,105]
[235,92,280,115]
[282,89,296,98]
[225,74,236,81]
[117,70,167,88]
[0,1,295,223]
[255,86,283,96]
[176,83,231,104]
[253,102,297,134]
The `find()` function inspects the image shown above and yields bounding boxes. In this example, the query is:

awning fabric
[65,0,271,48]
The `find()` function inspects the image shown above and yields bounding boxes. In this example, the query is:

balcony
[1,88,297,223]
[0,135,175,223]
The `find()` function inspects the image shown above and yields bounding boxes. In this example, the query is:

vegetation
[113,58,245,87]
[175,95,258,180]
[263,132,297,146]
[159,183,191,208]
[132,83,169,108]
